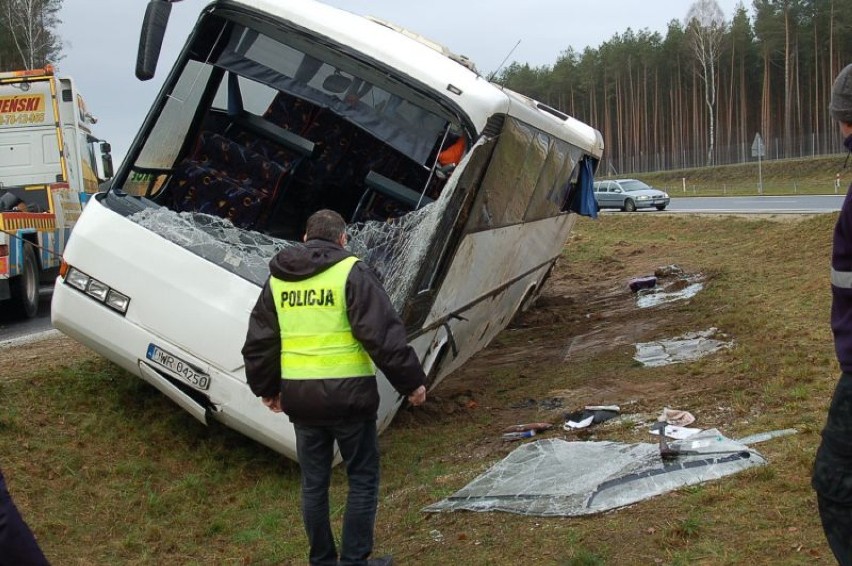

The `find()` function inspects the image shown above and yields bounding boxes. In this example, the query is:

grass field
[0,209,844,565]
[603,153,851,197]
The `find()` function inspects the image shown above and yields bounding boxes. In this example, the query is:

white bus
[52,0,603,461]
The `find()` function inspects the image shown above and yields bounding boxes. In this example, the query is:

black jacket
[241,238,425,425]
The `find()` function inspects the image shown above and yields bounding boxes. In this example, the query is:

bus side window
[525,137,579,222]
[468,117,541,230]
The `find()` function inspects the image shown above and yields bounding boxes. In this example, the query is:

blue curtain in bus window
[569,158,598,219]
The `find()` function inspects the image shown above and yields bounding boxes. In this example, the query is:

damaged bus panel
[51,0,604,461]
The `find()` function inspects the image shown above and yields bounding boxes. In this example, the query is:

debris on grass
[503,423,554,434]
[563,406,621,430]
[657,407,696,427]
[634,328,733,367]
[736,428,799,445]
[636,280,704,308]
[629,276,657,292]
[649,424,702,440]
[633,265,704,308]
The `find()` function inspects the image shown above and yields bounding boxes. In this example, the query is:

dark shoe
[367,556,394,566]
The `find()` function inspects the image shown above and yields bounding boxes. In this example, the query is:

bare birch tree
[686,0,726,166]
[0,0,62,70]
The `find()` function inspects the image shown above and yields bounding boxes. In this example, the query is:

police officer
[242,209,426,566]
[813,63,852,566]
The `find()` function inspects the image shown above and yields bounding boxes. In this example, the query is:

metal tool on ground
[651,422,751,461]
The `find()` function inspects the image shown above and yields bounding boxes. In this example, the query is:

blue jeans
[294,420,380,566]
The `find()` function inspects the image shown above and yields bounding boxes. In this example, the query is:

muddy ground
[390,246,715,463]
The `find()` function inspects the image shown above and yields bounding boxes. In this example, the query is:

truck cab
[0,65,112,317]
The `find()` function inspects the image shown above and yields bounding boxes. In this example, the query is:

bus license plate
[146,344,210,391]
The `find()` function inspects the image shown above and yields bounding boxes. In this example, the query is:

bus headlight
[63,265,130,314]
[105,289,130,313]
[66,267,90,291]
[86,279,110,301]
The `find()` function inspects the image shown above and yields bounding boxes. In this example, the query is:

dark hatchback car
[593,179,670,212]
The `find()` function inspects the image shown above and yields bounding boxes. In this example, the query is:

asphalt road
[0,194,846,342]
[663,194,845,214]
[0,288,55,345]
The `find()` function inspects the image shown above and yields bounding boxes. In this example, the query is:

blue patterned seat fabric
[168,131,291,230]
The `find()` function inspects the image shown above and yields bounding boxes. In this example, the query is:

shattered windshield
[424,430,766,517]
[129,162,462,312]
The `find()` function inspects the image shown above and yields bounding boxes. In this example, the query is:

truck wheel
[10,243,39,318]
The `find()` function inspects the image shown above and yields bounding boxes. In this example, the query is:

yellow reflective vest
[270,256,375,380]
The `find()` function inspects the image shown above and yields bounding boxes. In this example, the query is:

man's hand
[407,385,426,406]
[262,394,282,413]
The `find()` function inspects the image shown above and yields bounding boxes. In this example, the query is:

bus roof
[215,0,603,157]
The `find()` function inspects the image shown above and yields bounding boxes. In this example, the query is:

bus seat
[352,170,433,222]
[262,92,317,134]
[168,131,290,230]
[365,170,432,209]
[257,91,437,224]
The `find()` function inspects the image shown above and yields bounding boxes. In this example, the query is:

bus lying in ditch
[51,0,603,461]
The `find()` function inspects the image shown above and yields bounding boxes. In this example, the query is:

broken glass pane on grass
[423,429,765,517]
[625,264,705,308]
[636,279,704,308]
[634,328,733,367]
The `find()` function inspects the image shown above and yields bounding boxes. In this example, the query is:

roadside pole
[752,133,765,195]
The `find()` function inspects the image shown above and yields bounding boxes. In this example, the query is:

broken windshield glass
[129,170,457,311]
[423,429,765,517]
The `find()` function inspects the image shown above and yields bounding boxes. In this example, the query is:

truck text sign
[0,93,46,126]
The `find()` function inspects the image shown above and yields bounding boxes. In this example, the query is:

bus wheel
[11,243,39,318]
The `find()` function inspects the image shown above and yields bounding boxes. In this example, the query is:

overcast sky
[58,0,745,164]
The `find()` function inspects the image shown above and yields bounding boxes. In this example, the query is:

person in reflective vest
[242,209,426,566]
[813,62,852,566]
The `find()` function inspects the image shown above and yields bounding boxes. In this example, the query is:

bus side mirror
[136,0,175,81]
[100,142,114,180]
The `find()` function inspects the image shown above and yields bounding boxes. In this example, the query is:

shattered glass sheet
[130,209,297,285]
[634,328,733,367]
[423,429,765,517]
[347,198,449,311]
[636,279,704,308]
[130,179,455,311]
